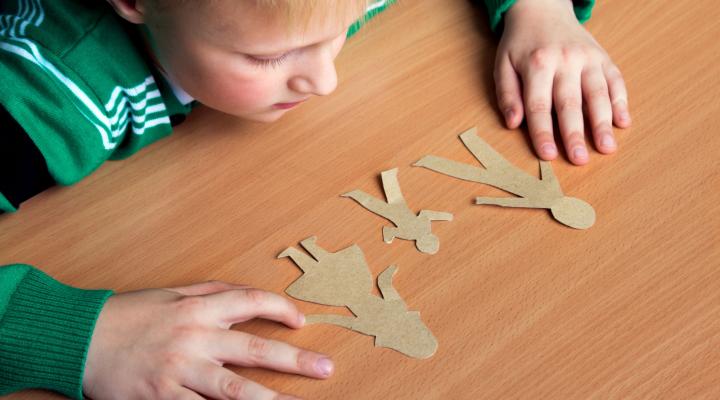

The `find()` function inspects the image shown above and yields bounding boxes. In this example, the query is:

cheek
[202,69,280,109]
[160,40,286,112]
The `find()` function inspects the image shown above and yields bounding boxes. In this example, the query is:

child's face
[143,2,362,122]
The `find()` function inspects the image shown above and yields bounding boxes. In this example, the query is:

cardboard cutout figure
[343,168,453,254]
[414,128,595,229]
[278,237,438,359]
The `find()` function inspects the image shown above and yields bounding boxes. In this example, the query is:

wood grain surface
[2,0,719,398]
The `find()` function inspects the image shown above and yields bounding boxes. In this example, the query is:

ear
[106,0,147,24]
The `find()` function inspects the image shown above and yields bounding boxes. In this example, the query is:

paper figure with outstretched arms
[414,127,595,229]
[343,168,453,254]
[278,237,438,359]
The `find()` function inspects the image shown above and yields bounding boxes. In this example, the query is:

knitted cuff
[0,268,112,399]
[485,0,596,33]
[347,0,397,38]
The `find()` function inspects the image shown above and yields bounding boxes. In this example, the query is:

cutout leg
[377,265,403,302]
[414,155,489,183]
[383,226,399,243]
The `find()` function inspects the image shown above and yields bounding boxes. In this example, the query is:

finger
[554,68,589,165]
[159,384,205,400]
[604,62,632,128]
[168,281,252,296]
[209,330,334,379]
[582,66,616,155]
[522,51,558,160]
[202,288,304,329]
[494,54,524,129]
[183,362,300,400]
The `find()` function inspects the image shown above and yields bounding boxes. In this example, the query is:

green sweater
[0,0,594,398]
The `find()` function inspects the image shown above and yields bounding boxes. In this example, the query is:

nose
[287,48,338,97]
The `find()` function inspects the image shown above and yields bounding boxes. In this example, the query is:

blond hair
[148,0,372,27]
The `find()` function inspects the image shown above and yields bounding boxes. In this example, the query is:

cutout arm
[305,314,356,329]
[277,247,317,272]
[414,155,489,183]
[419,210,453,221]
[475,196,547,209]
[299,236,330,261]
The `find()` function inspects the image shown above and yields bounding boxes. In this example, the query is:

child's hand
[83,281,332,400]
[494,0,631,165]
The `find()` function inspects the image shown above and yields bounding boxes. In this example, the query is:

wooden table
[2,0,719,398]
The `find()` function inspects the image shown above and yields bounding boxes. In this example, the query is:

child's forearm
[0,264,112,399]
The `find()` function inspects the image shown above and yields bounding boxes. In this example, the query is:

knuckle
[240,288,266,305]
[220,376,247,399]
[527,99,552,114]
[585,85,609,101]
[607,68,626,86]
[174,295,207,315]
[206,280,228,290]
[496,90,518,109]
[247,335,272,363]
[296,350,314,373]
[532,130,554,140]
[593,121,613,133]
[561,46,586,63]
[556,96,582,113]
[157,352,186,375]
[171,325,204,346]
[566,132,586,147]
[147,376,175,399]
[529,48,554,69]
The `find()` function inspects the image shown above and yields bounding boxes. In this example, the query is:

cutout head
[416,233,440,254]
[550,197,596,229]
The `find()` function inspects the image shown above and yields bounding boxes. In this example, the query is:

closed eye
[246,52,291,69]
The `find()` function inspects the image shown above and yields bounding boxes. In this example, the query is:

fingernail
[505,109,515,123]
[601,134,616,149]
[620,110,631,123]
[315,357,334,377]
[540,143,557,158]
[573,147,588,161]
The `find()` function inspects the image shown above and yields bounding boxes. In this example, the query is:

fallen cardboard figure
[278,237,438,359]
[343,168,453,254]
[414,128,596,229]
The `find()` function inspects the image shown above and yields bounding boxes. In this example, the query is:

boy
[0,0,631,398]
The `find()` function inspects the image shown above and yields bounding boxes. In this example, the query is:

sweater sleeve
[347,0,396,38]
[0,264,112,399]
[483,0,595,33]
[0,105,56,214]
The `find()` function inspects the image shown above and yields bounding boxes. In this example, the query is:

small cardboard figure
[343,168,453,254]
[414,128,596,229]
[278,237,438,359]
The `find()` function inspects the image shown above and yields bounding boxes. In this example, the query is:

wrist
[506,0,575,23]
